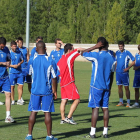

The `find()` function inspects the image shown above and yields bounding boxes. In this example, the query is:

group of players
[0,36,140,140]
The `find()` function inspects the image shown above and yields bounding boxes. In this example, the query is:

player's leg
[109,72,114,96]
[60,99,68,120]
[28,83,31,93]
[124,86,130,107]
[116,72,124,106]
[67,99,80,118]
[11,85,15,104]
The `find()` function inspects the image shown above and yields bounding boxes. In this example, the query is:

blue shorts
[116,72,129,86]
[88,86,109,108]
[28,93,55,112]
[22,69,32,83]
[9,73,24,86]
[0,76,11,93]
[133,75,140,88]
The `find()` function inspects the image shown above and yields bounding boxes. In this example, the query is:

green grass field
[0,61,140,140]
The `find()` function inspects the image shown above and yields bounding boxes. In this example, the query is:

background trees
[0,0,139,44]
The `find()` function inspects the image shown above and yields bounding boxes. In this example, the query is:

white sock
[103,127,108,135]
[127,99,130,104]
[90,127,96,135]
[6,111,10,118]
[119,98,123,103]
[48,135,53,138]
[27,134,32,136]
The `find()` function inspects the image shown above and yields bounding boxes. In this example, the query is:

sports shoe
[126,103,130,107]
[60,120,66,124]
[84,134,96,138]
[17,100,24,105]
[0,101,4,105]
[116,102,124,106]
[11,101,15,105]
[64,117,77,125]
[46,136,58,140]
[25,135,33,140]
[21,97,25,103]
[129,103,139,108]
[5,116,15,123]
[103,134,108,138]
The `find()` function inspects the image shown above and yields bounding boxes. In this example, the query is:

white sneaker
[129,103,139,108]
[60,120,66,124]
[0,101,4,105]
[5,116,15,123]
[21,97,25,103]
[11,101,15,105]
[64,117,77,125]
[17,100,24,105]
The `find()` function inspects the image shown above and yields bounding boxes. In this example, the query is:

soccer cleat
[103,134,108,138]
[25,135,33,140]
[129,103,139,108]
[84,134,96,138]
[11,101,15,105]
[46,136,58,140]
[17,100,24,105]
[5,116,15,123]
[116,102,124,106]
[126,103,130,107]
[60,120,66,124]
[21,97,25,103]
[0,101,4,105]
[64,117,77,125]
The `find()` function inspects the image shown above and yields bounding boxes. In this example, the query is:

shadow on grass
[109,126,140,137]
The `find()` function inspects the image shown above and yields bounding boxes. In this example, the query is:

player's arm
[123,60,135,72]
[27,48,30,62]
[10,64,19,68]
[60,41,65,46]
[52,78,57,100]
[0,62,10,67]
[133,65,140,70]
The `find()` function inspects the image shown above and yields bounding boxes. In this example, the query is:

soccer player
[25,41,58,140]
[30,36,43,58]
[9,41,24,105]
[116,41,135,107]
[50,38,65,64]
[17,37,31,97]
[0,37,15,123]
[57,43,80,125]
[129,45,140,108]
[79,37,116,138]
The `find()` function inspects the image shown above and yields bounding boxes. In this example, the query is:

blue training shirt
[18,47,28,69]
[9,49,23,73]
[30,47,48,58]
[116,49,135,73]
[0,48,10,78]
[134,53,140,75]
[27,54,57,96]
[83,51,116,90]
[49,49,64,64]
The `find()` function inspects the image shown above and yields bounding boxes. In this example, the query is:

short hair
[118,41,124,46]
[36,40,46,49]
[36,36,43,41]
[0,37,6,45]
[64,43,73,54]
[97,37,108,48]
[138,45,140,50]
[17,37,23,42]
[10,41,17,46]
[55,38,61,44]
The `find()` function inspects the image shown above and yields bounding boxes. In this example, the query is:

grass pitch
[0,61,140,140]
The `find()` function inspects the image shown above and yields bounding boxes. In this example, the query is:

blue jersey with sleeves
[27,54,57,96]
[9,49,23,73]
[134,53,140,75]
[3,46,10,54]
[83,51,116,90]
[116,49,135,73]
[0,48,10,78]
[50,49,64,64]
[30,47,48,58]
[18,47,28,69]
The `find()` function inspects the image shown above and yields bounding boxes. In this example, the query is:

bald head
[36,41,46,54]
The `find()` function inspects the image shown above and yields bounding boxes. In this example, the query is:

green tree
[106,1,125,43]
[136,33,140,44]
